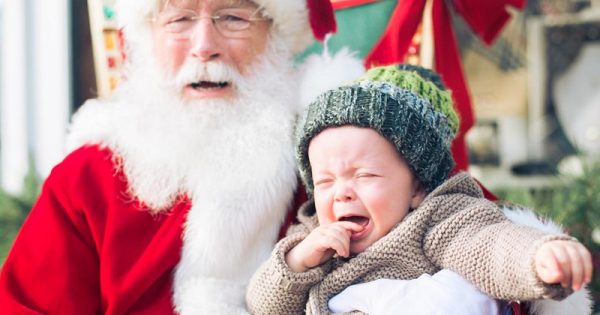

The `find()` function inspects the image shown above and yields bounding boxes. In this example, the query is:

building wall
[1,0,29,195]
[0,0,71,195]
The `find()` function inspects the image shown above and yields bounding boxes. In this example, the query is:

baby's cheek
[315,202,336,225]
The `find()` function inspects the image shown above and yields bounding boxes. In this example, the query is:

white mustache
[174,61,242,89]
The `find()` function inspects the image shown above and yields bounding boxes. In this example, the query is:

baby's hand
[534,240,592,290]
[285,221,363,273]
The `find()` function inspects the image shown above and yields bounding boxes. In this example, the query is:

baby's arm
[246,233,323,315]
[246,221,361,315]
[535,240,592,291]
[286,221,363,272]
[423,198,582,300]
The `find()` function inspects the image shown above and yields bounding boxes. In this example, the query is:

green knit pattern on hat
[396,64,446,90]
[297,65,459,195]
[357,65,459,135]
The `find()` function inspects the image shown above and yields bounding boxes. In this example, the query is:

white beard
[67,35,300,314]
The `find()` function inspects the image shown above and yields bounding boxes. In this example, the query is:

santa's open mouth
[189,81,230,90]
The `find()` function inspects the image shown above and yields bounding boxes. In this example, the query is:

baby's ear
[410,181,427,209]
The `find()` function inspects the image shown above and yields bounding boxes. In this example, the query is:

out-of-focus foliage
[497,158,600,312]
[0,163,40,266]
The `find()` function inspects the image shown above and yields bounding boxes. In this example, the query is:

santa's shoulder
[67,98,128,153]
[51,144,116,181]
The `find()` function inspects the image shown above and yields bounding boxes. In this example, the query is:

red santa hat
[116,0,337,54]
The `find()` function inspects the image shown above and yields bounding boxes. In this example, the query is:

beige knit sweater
[246,173,574,315]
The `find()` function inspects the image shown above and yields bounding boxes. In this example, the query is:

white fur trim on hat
[114,1,156,44]
[254,0,313,53]
[298,46,365,108]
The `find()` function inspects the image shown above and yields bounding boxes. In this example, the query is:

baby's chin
[349,240,372,255]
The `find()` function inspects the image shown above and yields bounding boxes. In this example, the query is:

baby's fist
[535,240,592,291]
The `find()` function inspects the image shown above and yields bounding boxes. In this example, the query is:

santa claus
[0,0,592,314]
[0,0,341,313]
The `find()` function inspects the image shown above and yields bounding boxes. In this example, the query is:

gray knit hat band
[297,81,455,195]
[356,81,455,147]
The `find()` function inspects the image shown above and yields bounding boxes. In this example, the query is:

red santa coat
[0,146,190,314]
[0,144,306,314]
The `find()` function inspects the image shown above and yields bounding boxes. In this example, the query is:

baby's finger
[327,234,351,257]
[573,243,593,290]
[565,244,584,290]
[321,227,352,257]
[326,223,354,241]
[576,244,593,286]
[536,250,562,284]
[333,220,365,233]
[551,245,572,288]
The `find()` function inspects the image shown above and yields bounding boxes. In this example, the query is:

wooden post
[420,0,435,69]
[87,0,122,97]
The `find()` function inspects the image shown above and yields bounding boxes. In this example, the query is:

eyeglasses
[152,6,270,39]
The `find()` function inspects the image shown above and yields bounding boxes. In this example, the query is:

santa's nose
[189,19,222,62]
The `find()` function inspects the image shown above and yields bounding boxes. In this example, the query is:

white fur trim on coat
[173,277,249,315]
[254,0,313,53]
[502,206,592,315]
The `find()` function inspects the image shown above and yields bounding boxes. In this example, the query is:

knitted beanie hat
[297,64,459,194]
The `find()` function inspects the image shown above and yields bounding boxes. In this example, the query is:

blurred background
[0,0,599,311]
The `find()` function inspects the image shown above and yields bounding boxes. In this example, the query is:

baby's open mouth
[190,81,229,90]
[339,215,370,227]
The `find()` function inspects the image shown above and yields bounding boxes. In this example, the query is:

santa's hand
[535,240,592,290]
[285,221,363,272]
